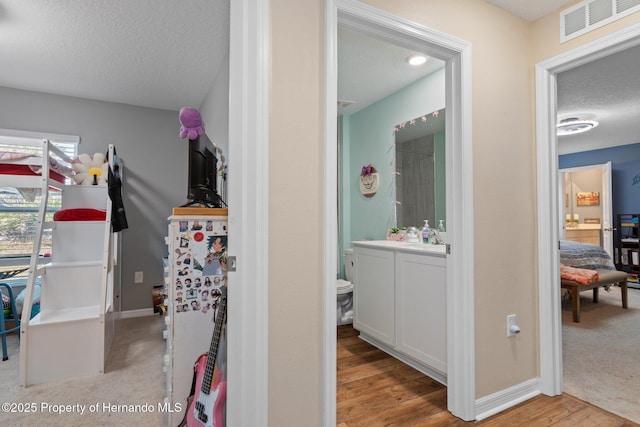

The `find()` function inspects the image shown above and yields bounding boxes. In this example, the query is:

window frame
[0,128,79,282]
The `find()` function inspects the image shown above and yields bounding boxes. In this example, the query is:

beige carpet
[0,315,166,426]
[562,285,640,424]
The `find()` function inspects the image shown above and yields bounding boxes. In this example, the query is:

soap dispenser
[421,220,430,244]
[438,220,445,233]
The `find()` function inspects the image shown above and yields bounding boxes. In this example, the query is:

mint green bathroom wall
[338,115,351,279]
[434,130,446,227]
[343,68,445,248]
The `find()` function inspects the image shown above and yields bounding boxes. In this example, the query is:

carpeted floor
[562,285,640,424]
[0,315,166,426]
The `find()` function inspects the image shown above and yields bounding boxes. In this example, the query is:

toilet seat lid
[336,279,353,294]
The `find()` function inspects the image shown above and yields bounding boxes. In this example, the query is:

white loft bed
[0,132,118,385]
[0,134,75,190]
[0,135,76,287]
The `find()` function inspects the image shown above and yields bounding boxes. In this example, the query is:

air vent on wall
[561,0,640,42]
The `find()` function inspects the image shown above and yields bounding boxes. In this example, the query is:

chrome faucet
[430,229,445,245]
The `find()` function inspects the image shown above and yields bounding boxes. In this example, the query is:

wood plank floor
[337,325,638,426]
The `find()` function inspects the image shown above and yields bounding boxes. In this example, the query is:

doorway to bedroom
[538,25,640,424]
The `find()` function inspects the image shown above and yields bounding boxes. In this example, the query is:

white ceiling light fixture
[406,53,427,66]
[557,117,599,136]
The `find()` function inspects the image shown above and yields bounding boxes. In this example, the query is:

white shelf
[31,305,100,325]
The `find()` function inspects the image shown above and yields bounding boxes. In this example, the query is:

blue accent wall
[559,143,640,220]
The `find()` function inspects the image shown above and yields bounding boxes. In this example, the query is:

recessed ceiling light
[557,117,599,136]
[406,54,427,66]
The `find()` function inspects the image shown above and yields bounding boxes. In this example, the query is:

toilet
[336,248,354,325]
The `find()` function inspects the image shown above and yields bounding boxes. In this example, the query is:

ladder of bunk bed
[18,139,71,386]
[18,141,116,387]
[19,139,63,333]
[100,144,116,359]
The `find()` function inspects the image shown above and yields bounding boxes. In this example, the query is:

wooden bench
[561,269,628,323]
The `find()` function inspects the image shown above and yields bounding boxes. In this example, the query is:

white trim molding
[325,0,475,422]
[536,21,640,397]
[323,1,339,426]
[227,0,270,426]
[475,378,541,421]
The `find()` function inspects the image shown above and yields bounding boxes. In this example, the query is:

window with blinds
[0,132,78,280]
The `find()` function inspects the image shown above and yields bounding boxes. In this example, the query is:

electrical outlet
[507,314,520,337]
[135,271,144,283]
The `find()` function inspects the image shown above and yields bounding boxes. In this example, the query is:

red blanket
[560,263,599,285]
[54,208,106,221]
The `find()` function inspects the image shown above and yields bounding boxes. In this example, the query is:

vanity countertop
[566,224,601,230]
[352,240,446,257]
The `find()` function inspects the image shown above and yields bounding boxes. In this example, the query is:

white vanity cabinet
[395,252,446,374]
[352,241,447,384]
[353,247,395,346]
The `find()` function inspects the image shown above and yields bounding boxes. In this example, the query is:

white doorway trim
[536,22,640,397]
[324,0,475,423]
[227,0,270,426]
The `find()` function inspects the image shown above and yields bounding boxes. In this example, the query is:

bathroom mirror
[395,108,446,228]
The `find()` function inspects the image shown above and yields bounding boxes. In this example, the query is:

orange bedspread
[560,263,600,285]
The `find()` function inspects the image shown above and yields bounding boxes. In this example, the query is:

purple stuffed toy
[179,107,205,140]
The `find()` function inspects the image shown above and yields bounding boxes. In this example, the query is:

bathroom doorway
[324,0,475,423]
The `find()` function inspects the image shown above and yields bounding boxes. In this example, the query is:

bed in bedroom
[0,137,76,275]
[0,140,74,189]
[0,134,120,385]
[560,240,628,323]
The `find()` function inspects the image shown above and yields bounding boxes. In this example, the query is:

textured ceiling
[557,44,640,154]
[0,0,229,111]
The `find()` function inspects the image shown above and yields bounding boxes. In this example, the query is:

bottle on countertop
[421,220,430,244]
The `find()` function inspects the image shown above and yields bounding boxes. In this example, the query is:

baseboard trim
[118,308,155,319]
[475,378,540,421]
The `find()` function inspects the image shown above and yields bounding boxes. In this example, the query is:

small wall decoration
[359,164,379,197]
[576,191,600,206]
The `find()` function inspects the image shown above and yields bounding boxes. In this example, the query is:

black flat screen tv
[183,134,224,208]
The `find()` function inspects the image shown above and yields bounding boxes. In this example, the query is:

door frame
[558,162,613,256]
[324,0,475,423]
[536,22,640,396]
[227,0,270,426]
